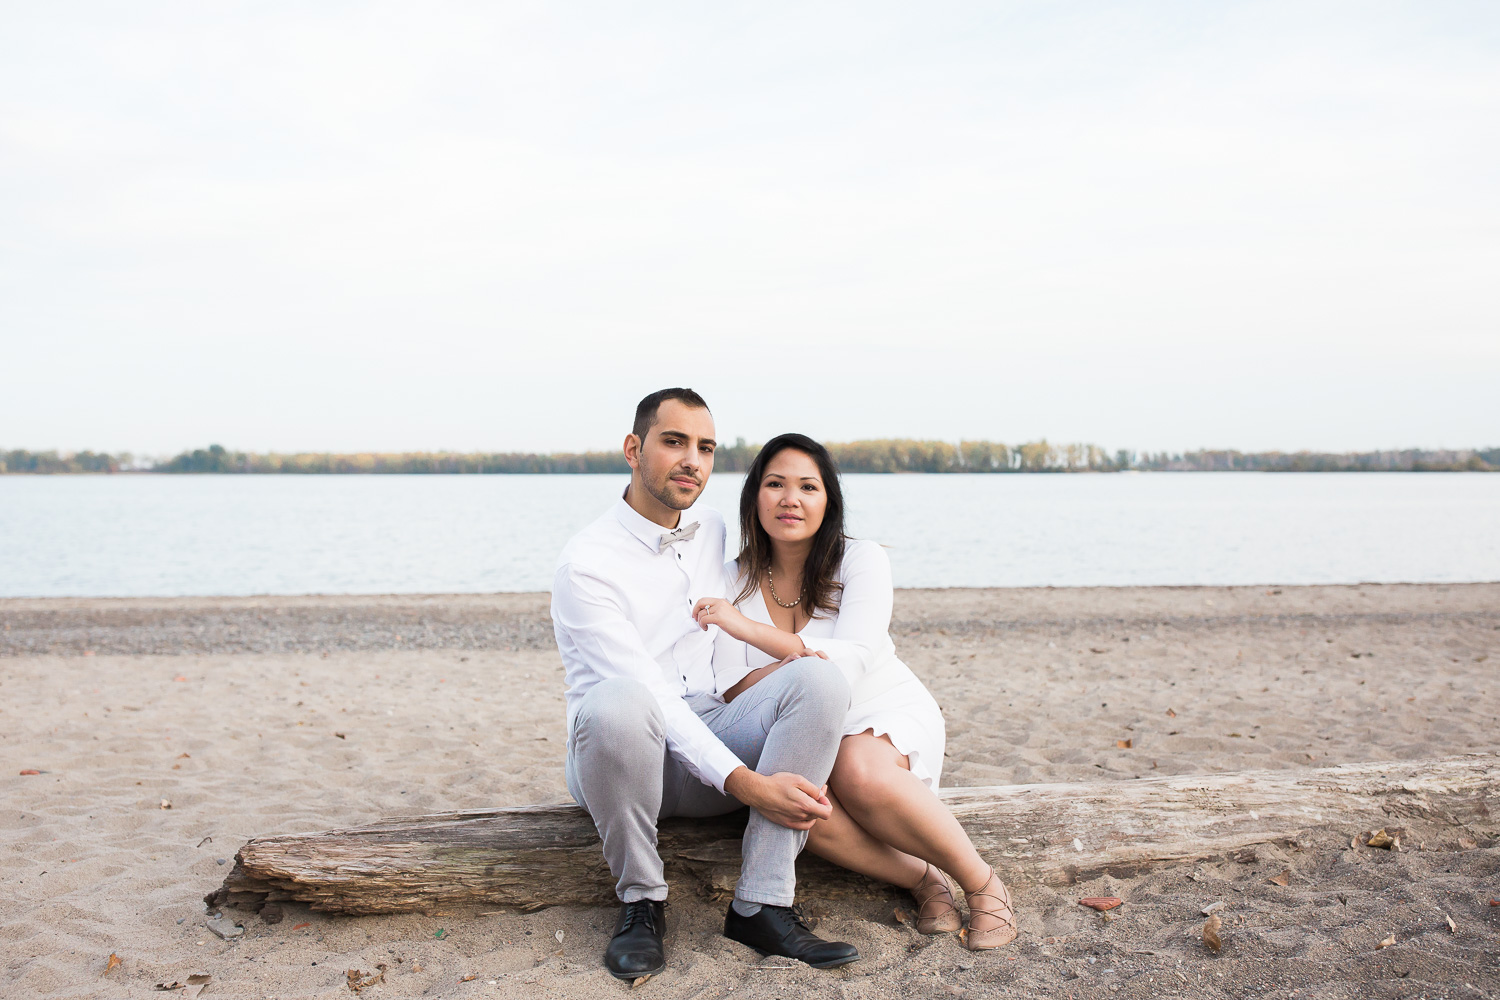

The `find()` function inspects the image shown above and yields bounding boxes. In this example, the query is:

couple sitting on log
[552,387,1017,980]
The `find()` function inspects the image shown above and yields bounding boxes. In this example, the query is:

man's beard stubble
[642,469,703,512]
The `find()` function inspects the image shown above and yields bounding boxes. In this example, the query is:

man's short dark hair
[633,387,710,440]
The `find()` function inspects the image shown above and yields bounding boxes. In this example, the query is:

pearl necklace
[767,568,801,608]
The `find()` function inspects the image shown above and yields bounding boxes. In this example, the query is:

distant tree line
[3,442,1496,474]
[821,439,1119,472]
[1130,448,1500,473]
[152,444,635,474]
[0,449,129,473]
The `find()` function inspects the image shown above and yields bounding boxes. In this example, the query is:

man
[551,387,860,979]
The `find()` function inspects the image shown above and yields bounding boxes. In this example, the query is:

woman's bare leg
[829,732,1008,932]
[805,788,927,890]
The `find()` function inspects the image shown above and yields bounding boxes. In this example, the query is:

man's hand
[723,767,832,830]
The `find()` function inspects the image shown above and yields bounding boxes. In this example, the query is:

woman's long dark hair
[734,433,848,618]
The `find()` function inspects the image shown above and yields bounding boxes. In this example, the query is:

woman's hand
[777,648,829,667]
[692,597,754,640]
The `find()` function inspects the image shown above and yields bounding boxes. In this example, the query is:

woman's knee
[829,737,899,806]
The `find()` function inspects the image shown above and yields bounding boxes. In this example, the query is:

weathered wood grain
[207,754,1499,916]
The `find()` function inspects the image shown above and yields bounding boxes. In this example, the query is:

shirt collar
[612,493,700,553]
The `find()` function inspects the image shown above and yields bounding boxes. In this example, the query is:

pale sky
[2,2,1496,457]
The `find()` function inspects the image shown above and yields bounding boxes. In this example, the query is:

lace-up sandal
[911,864,962,934]
[961,868,1018,950]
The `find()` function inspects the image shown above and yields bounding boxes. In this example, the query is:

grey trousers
[565,657,850,907]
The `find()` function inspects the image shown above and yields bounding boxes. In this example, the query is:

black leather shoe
[724,902,860,969]
[604,899,665,980]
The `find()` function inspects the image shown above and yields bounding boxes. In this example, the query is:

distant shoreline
[4,440,1497,474]
[4,581,1496,658]
[2,468,1498,477]
[5,584,1499,638]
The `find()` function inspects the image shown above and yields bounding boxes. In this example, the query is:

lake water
[1,473,1497,597]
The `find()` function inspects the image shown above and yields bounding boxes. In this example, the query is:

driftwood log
[208,754,1498,916]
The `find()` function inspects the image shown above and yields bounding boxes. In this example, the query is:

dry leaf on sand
[1267,870,1290,886]
[1365,829,1394,849]
[1376,934,1396,950]
[800,901,829,927]
[632,975,653,988]
[1079,897,1123,911]
[1444,913,1457,933]
[346,968,386,992]
[105,953,123,974]
[1202,915,1223,953]
[1165,708,1177,717]
[1117,739,1133,749]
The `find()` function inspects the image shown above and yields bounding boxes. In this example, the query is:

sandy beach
[3,583,1498,999]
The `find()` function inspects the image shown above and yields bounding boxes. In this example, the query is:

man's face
[626,400,716,511]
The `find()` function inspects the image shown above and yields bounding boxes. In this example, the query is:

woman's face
[756,448,827,546]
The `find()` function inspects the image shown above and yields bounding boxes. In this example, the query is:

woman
[692,433,1016,950]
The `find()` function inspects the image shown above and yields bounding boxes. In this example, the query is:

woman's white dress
[713,539,948,789]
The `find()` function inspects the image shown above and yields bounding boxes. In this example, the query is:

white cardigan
[713,539,917,707]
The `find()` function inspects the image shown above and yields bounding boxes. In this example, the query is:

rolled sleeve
[553,564,744,792]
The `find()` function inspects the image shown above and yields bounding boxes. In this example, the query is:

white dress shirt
[713,539,918,706]
[552,495,745,793]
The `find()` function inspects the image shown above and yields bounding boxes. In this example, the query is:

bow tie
[659,521,700,553]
